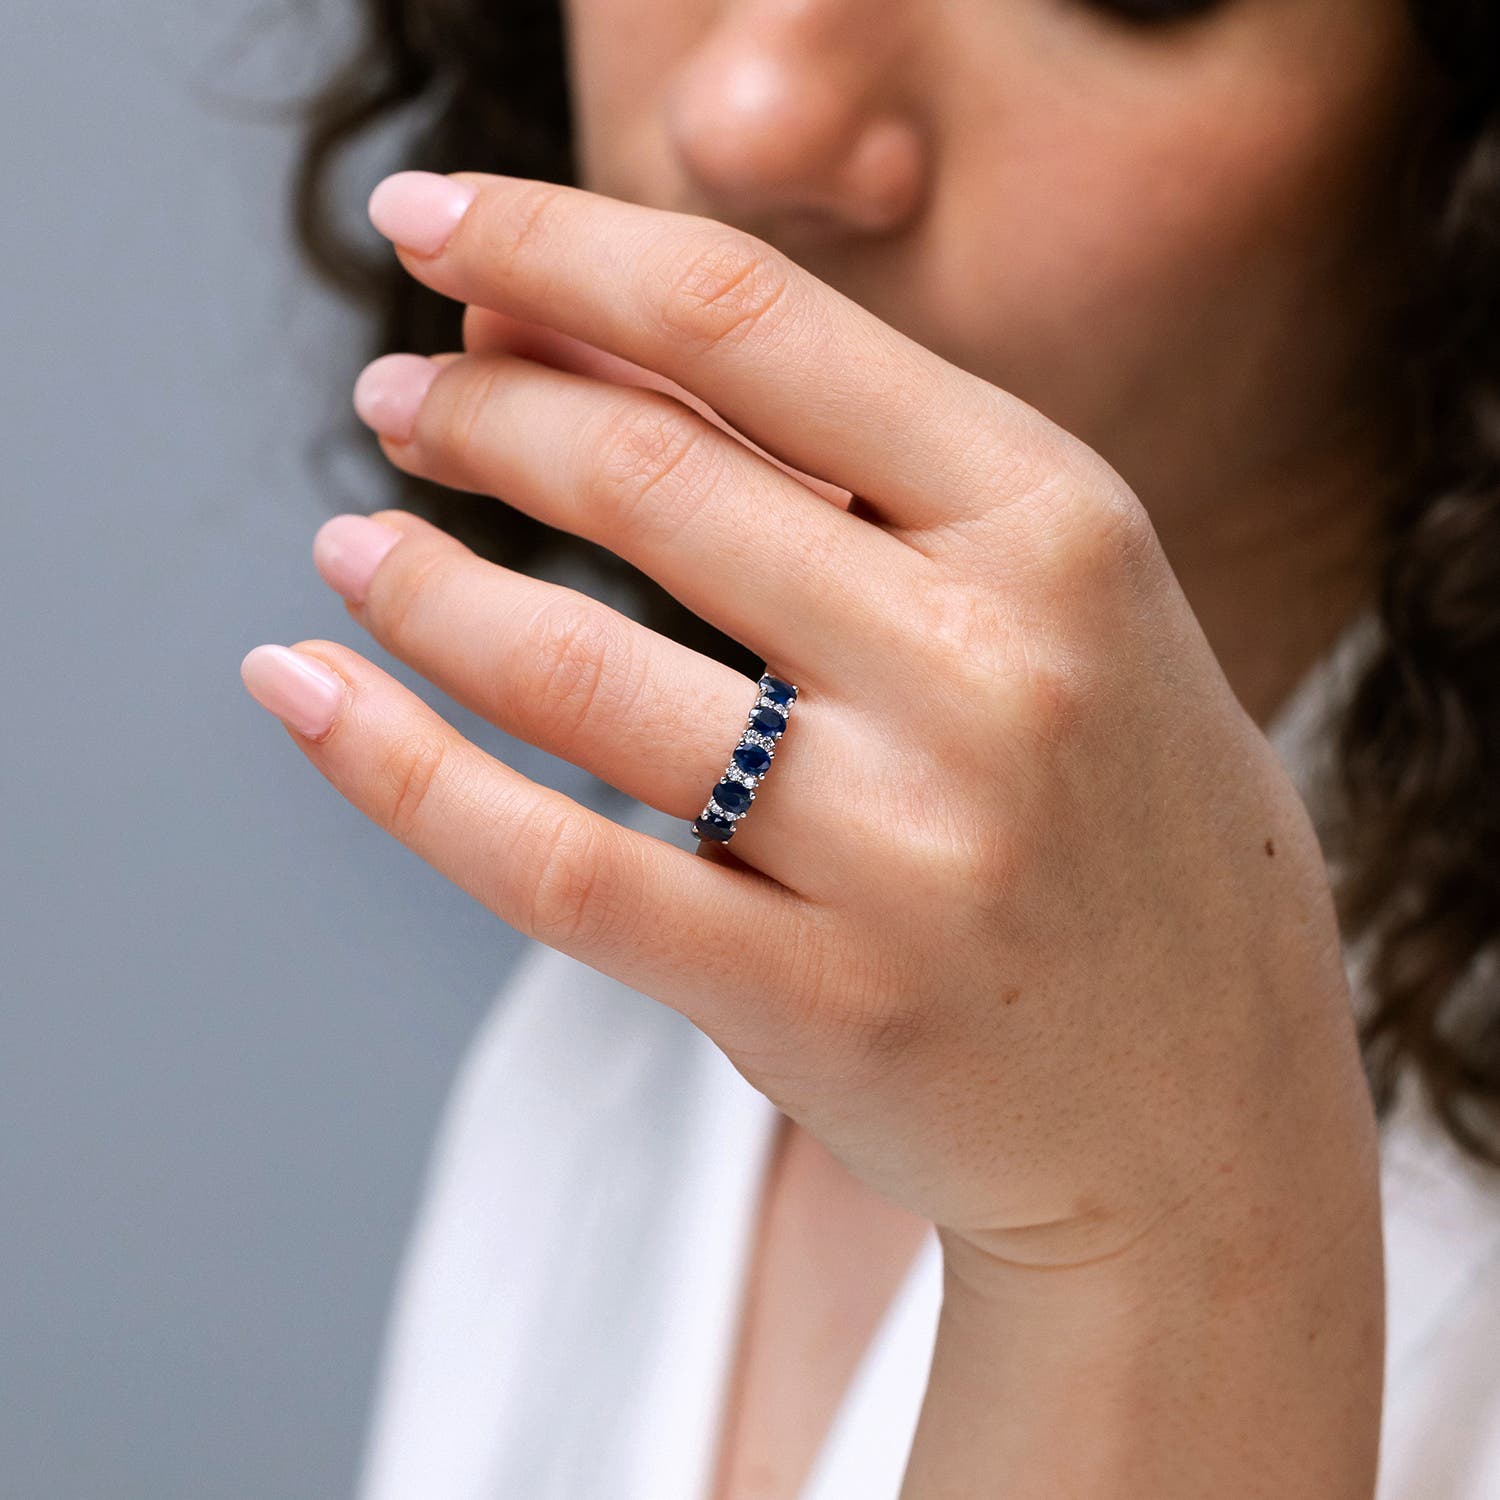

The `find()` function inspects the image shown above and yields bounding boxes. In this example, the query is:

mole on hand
[1264,837,1276,857]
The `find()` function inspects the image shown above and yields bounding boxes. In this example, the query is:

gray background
[1,3,607,1494]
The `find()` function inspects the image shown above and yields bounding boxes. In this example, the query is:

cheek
[965,116,1338,338]
[564,0,702,180]
[920,16,1423,449]
[1052,96,1390,306]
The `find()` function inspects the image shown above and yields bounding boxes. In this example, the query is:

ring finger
[313,507,858,894]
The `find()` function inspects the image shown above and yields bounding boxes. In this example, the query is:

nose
[662,2,928,238]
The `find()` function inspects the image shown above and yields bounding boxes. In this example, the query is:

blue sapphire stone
[713,779,752,815]
[693,811,735,842]
[733,743,772,777]
[750,706,787,737]
[759,675,796,707]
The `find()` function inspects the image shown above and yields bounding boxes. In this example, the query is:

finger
[311,509,849,894]
[462,304,654,386]
[458,308,1167,642]
[352,347,925,685]
[461,304,854,508]
[239,637,804,1045]
[367,170,1077,542]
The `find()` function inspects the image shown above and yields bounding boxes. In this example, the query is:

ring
[691,671,799,845]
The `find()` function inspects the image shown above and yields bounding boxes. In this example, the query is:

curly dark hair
[288,1,1500,1167]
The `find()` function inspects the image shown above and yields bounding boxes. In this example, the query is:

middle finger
[353,348,925,687]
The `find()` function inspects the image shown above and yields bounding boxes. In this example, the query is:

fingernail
[368,171,478,256]
[240,645,347,739]
[353,353,439,442]
[313,514,403,604]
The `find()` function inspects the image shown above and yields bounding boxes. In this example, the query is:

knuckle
[1074,481,1158,584]
[375,729,449,840]
[431,361,507,477]
[903,577,1015,708]
[589,395,724,537]
[966,391,1058,499]
[656,230,798,354]
[519,810,629,952]
[1105,485,1162,584]
[1020,465,1159,595]
[913,579,1001,663]
[476,179,570,266]
[1016,650,1085,743]
[522,595,628,740]
[1004,641,1091,756]
[376,546,461,650]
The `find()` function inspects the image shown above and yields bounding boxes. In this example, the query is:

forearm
[899,1087,1385,1497]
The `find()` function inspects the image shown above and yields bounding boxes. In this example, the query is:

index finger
[368,170,1070,539]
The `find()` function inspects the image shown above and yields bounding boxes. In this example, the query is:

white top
[357,609,1500,1500]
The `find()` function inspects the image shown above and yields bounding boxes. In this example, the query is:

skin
[563,0,1436,725]
[240,0,1446,1491]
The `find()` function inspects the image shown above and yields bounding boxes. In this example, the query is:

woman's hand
[243,170,1384,1493]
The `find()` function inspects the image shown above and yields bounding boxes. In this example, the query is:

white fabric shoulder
[1377,1074,1500,1498]
[355,853,786,1500]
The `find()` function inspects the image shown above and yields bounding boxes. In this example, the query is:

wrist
[902,1066,1385,1498]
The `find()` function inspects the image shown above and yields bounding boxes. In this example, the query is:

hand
[245,170,1377,1283]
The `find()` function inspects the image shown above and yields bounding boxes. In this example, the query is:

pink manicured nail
[240,645,347,739]
[353,353,439,442]
[313,514,403,604]
[368,171,478,255]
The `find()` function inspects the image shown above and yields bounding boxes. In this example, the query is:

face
[561,0,1439,535]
